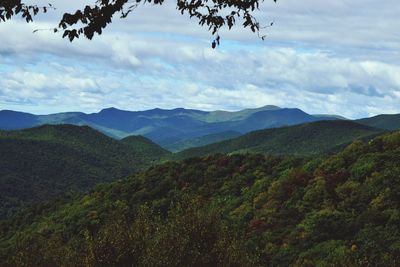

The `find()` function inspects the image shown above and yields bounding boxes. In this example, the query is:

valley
[0,106,399,266]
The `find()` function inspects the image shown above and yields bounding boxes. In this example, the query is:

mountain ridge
[356,113,400,130]
[172,120,384,159]
[0,106,344,148]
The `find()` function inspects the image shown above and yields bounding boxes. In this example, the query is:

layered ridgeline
[2,106,400,151]
[0,106,341,149]
[1,131,400,266]
[356,113,400,130]
[0,125,170,218]
[173,120,384,160]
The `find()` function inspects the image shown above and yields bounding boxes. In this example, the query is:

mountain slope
[164,131,242,152]
[0,110,39,130]
[0,124,166,218]
[173,120,384,159]
[121,135,171,159]
[356,114,400,130]
[1,131,400,266]
[204,105,281,122]
[227,108,320,133]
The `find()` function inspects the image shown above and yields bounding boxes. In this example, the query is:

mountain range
[0,105,342,150]
[1,105,400,218]
[1,105,400,265]
[2,105,399,152]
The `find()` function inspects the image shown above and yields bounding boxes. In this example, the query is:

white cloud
[0,0,399,118]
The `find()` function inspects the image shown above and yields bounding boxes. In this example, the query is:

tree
[0,0,276,47]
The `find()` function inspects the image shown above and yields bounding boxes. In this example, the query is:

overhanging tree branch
[0,0,277,47]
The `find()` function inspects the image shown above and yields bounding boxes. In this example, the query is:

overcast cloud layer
[0,0,399,118]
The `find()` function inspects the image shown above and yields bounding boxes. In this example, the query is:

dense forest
[1,0,398,265]
[1,130,399,266]
[174,120,383,159]
[0,124,169,218]
[356,114,400,130]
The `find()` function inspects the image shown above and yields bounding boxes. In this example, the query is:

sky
[0,0,399,119]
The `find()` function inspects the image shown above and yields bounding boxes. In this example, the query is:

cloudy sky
[0,0,399,118]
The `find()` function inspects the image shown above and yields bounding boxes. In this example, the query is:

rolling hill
[0,124,169,218]
[1,131,400,266]
[0,106,342,147]
[173,120,384,159]
[356,114,400,130]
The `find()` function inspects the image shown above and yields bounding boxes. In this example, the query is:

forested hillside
[357,114,400,130]
[121,135,171,159]
[1,131,399,266]
[174,120,384,160]
[165,130,242,152]
[0,125,168,218]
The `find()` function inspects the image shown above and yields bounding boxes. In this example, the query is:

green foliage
[165,131,242,152]
[121,134,171,159]
[173,120,384,160]
[1,130,400,266]
[357,114,400,130]
[0,124,168,218]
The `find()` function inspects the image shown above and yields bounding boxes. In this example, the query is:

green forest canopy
[1,130,400,266]
[0,124,169,218]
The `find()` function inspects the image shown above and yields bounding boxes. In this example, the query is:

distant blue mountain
[0,106,344,149]
[0,110,39,130]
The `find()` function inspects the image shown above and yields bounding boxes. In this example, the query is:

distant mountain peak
[259,105,281,110]
[100,107,123,112]
[0,109,33,114]
[312,114,348,120]
[98,106,281,115]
